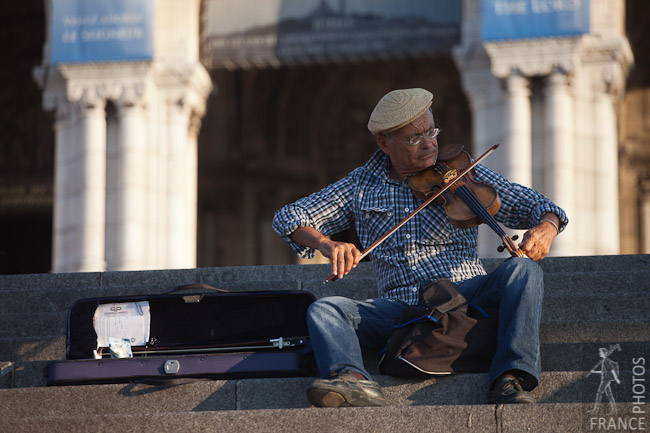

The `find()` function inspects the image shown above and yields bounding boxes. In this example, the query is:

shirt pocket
[358,197,397,246]
[413,205,461,247]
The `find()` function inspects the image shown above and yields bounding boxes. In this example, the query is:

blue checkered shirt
[273,150,568,305]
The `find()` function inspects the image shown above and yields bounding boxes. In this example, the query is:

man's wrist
[539,218,560,235]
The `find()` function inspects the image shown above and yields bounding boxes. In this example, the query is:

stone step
[531,254,650,273]
[0,403,646,433]
[1,268,647,317]
[0,255,646,432]
[305,270,650,301]
[542,270,649,296]
[539,321,650,344]
[0,336,63,363]
[0,371,645,417]
[2,316,647,364]
[3,340,648,389]
[0,289,646,341]
[0,254,646,294]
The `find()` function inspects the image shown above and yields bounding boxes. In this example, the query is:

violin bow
[324,143,500,283]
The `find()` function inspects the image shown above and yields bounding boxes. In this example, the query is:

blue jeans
[306,257,544,390]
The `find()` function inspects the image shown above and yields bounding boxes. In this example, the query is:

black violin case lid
[47,285,316,386]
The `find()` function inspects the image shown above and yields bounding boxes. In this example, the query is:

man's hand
[289,227,361,279]
[518,213,560,261]
[318,238,362,280]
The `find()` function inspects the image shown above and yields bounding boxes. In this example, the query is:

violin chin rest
[438,143,464,161]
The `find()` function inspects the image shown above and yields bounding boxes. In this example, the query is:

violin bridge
[433,162,458,184]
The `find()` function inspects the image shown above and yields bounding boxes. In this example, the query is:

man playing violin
[272,88,568,407]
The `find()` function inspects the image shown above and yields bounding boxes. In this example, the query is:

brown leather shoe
[487,376,536,404]
[307,373,387,407]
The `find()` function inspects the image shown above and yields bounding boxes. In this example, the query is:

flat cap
[367,88,433,135]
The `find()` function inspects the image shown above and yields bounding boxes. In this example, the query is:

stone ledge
[0,371,643,416]
[1,254,649,292]
[0,403,645,433]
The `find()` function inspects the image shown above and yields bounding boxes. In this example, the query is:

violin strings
[455,185,525,257]
[455,185,506,237]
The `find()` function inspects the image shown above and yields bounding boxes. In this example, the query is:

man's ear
[377,135,390,154]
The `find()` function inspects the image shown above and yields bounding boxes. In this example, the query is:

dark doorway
[0,214,52,274]
[197,56,472,267]
[0,0,55,275]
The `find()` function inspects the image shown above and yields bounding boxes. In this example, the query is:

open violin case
[47,284,316,386]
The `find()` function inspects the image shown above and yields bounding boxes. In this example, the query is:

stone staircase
[0,254,648,432]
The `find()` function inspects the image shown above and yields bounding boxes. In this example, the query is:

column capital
[545,68,572,92]
[114,86,148,112]
[580,34,633,98]
[504,69,530,95]
[43,93,75,122]
[484,37,580,79]
[66,80,106,109]
[156,62,212,119]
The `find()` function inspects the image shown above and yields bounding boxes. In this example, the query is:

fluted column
[502,70,532,186]
[460,70,504,257]
[166,100,193,268]
[543,68,575,255]
[52,99,107,272]
[106,99,147,270]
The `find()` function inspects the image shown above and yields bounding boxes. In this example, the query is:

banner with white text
[51,0,153,64]
[481,0,590,41]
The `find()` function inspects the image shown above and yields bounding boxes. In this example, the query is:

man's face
[377,110,438,179]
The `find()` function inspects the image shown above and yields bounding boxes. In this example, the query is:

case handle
[166,283,229,294]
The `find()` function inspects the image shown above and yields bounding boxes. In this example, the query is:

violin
[324,143,523,284]
[409,150,501,228]
[408,147,525,258]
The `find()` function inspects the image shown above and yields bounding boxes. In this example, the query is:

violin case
[47,285,316,386]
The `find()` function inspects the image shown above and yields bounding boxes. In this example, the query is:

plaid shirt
[273,149,568,305]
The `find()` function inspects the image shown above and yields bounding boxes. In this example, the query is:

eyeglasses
[402,127,441,146]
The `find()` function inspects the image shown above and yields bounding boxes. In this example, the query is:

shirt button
[405,207,410,212]
[387,212,392,217]
[412,287,418,292]
[411,266,416,270]
[406,234,411,239]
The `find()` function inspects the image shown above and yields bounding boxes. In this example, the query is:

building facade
[1,0,648,274]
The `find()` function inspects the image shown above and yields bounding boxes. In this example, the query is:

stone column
[166,100,193,268]
[592,75,620,254]
[52,99,107,272]
[502,70,532,186]
[51,100,76,272]
[460,70,505,257]
[543,68,575,255]
[106,98,148,271]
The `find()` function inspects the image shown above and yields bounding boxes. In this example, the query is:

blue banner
[204,0,461,69]
[481,0,589,41]
[51,0,153,64]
